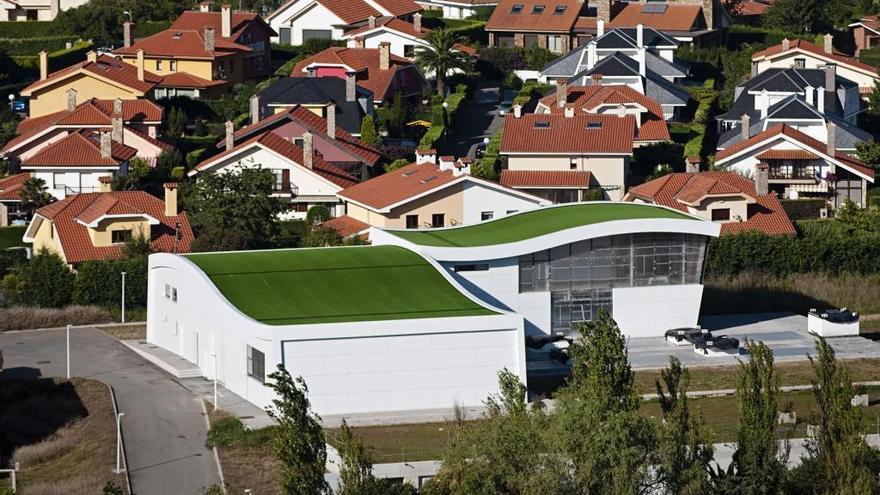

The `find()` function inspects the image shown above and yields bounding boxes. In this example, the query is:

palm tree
[414,28,473,96]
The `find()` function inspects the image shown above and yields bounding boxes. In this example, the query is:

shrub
[73,256,148,309]
[0,305,113,331]
[4,249,74,308]
[305,205,331,226]
[186,148,208,169]
[0,226,27,249]
[780,199,826,220]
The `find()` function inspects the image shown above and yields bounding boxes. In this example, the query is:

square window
[406,215,419,229]
[164,284,171,298]
[553,4,566,14]
[171,287,178,302]
[111,230,132,243]
[432,213,445,227]
[404,45,415,58]
[156,60,163,71]
[481,211,494,221]
[711,208,730,221]
[170,60,177,71]
[246,345,265,383]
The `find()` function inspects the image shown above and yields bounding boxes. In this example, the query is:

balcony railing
[272,182,299,196]
[768,168,820,180]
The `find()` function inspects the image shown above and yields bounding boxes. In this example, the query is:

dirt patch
[208,409,279,494]
[0,377,127,494]
[97,324,146,341]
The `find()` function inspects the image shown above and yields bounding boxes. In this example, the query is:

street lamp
[115,412,126,474]
[122,10,132,22]
[66,324,71,379]
[120,271,126,323]
[441,101,449,145]
[7,94,14,112]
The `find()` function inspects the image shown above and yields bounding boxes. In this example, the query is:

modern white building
[146,202,719,418]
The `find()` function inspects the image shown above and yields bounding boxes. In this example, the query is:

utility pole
[66,324,70,379]
[121,271,127,323]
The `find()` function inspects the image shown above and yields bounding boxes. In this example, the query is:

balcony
[768,167,820,180]
[272,182,299,196]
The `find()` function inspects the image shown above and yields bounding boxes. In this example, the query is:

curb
[1,321,147,334]
[105,382,133,495]
[201,399,227,494]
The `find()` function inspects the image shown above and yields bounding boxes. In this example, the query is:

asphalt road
[0,327,220,494]
[445,87,505,159]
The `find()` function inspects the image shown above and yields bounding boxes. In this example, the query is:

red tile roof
[626,172,796,235]
[500,170,591,188]
[344,16,430,38]
[338,162,460,210]
[21,55,161,96]
[195,130,358,189]
[715,124,875,180]
[486,0,584,33]
[286,106,382,165]
[21,131,137,168]
[292,47,419,101]
[0,173,30,201]
[158,71,229,89]
[755,149,819,160]
[500,114,635,154]
[274,0,381,24]
[372,0,421,16]
[752,39,878,75]
[637,118,671,141]
[33,191,194,263]
[738,0,772,16]
[321,215,370,237]
[75,194,148,225]
[608,3,704,32]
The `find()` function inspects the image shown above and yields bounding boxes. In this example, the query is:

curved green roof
[385,203,696,247]
[184,246,497,325]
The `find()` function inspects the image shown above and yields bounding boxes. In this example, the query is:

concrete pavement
[0,327,221,494]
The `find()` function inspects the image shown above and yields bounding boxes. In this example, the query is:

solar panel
[641,3,668,13]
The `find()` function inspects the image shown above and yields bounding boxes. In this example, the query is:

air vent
[586,121,602,129]
[534,121,551,129]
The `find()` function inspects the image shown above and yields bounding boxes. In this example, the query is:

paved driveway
[445,88,504,159]
[0,328,220,494]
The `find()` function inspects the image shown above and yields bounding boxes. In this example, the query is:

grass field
[98,323,147,341]
[207,410,279,495]
[185,245,497,325]
[0,377,127,494]
[387,203,696,247]
[0,226,26,250]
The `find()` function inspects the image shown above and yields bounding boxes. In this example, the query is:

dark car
[475,141,487,158]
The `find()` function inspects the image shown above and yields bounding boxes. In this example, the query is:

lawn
[185,245,497,325]
[387,203,697,247]
[0,377,127,493]
[207,410,279,495]
[0,226,26,250]
[98,323,147,341]
[326,421,461,464]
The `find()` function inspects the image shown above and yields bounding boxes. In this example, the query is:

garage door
[302,29,332,41]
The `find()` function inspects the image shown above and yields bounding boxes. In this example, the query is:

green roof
[184,246,497,325]
[385,203,696,247]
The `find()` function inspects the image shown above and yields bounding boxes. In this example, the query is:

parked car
[497,100,513,116]
[475,141,487,158]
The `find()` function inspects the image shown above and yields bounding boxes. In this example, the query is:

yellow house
[19,51,161,118]
[113,4,275,99]
[23,181,195,266]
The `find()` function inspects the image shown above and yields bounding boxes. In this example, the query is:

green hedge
[417,86,469,149]
[705,221,880,278]
[0,226,26,250]
[860,47,880,69]
[474,125,503,180]
[12,41,93,73]
[780,199,826,220]
[133,21,172,39]
[0,21,75,38]
[0,37,82,56]
[73,257,147,308]
[728,25,800,49]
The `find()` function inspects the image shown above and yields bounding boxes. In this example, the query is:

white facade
[0,0,88,21]
[754,51,880,96]
[267,0,349,45]
[414,0,490,19]
[147,251,526,418]
[28,167,122,198]
[344,28,428,59]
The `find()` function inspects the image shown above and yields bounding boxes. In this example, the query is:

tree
[336,420,418,495]
[114,156,150,190]
[166,107,187,138]
[655,357,714,495]
[359,115,379,147]
[184,166,287,251]
[786,337,880,494]
[551,311,656,494]
[763,0,827,34]
[306,205,331,226]
[855,140,880,171]
[4,248,74,308]
[18,177,54,214]
[712,341,788,494]
[414,28,474,96]
[384,158,409,173]
[265,365,329,495]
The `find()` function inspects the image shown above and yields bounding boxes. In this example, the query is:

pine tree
[359,115,379,147]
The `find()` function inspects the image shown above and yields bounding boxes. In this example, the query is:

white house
[415,0,496,19]
[266,0,420,45]
[342,15,429,59]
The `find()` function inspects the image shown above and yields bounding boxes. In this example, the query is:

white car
[497,101,513,116]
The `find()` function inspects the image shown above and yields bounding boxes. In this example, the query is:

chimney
[100,131,112,159]
[123,21,133,48]
[302,132,313,169]
[824,33,834,54]
[113,97,123,115]
[39,51,48,80]
[755,163,769,196]
[556,81,566,108]
[826,121,836,156]
[750,61,758,78]
[513,104,522,118]
[592,73,603,86]
[686,157,700,174]
[368,15,376,28]
[164,183,178,216]
[326,103,336,138]
[136,49,145,82]
[587,41,597,69]
[782,38,790,51]
[597,18,605,37]
[597,0,611,25]
[225,120,234,150]
[702,0,713,30]
[66,88,77,112]
[564,106,575,118]
[200,1,211,12]
[805,85,814,106]
[379,42,391,71]
[98,175,113,193]
[825,63,836,94]
[204,26,215,52]
[354,36,364,48]
[413,12,421,33]
[415,149,436,164]
[637,47,646,77]
[759,90,768,119]
[636,23,644,48]
[249,94,260,125]
[346,71,356,101]
[438,156,455,171]
[86,50,97,63]
[616,103,626,118]
[221,4,231,38]
[112,108,124,144]
[741,113,750,140]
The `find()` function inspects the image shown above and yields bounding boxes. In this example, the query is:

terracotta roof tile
[637,117,671,141]
[626,172,796,235]
[487,0,584,33]
[738,0,772,16]
[0,173,30,201]
[500,170,591,188]
[339,162,460,209]
[371,0,421,17]
[673,174,749,205]
[500,113,635,154]
[752,39,878,75]
[286,106,382,165]
[608,3,704,32]
[158,71,230,89]
[292,47,420,100]
[539,85,664,117]
[755,149,819,160]
[33,191,194,264]
[75,195,146,225]
[115,30,250,59]
[321,215,370,237]
[291,0,382,24]
[21,131,137,168]
[22,55,161,96]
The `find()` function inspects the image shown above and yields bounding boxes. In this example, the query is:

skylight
[532,4,545,13]
[421,176,437,184]
[511,4,524,13]
[641,3,668,13]
[402,170,418,177]
[534,121,551,129]
[586,121,603,129]
[553,5,566,14]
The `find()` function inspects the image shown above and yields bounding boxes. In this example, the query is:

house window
[432,213,445,227]
[172,287,178,302]
[170,60,177,71]
[156,60,163,71]
[165,284,171,298]
[453,264,489,272]
[246,345,265,383]
[523,34,539,48]
[711,209,730,221]
[570,159,577,170]
[53,173,66,189]
[547,35,563,53]
[405,215,419,229]
[111,229,132,243]
[481,211,494,221]
[553,5,567,14]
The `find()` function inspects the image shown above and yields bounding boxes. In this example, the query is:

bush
[860,47,880,69]
[0,37,82,56]
[0,305,113,331]
[0,226,27,249]
[780,199,826,220]
[305,205,331,226]
[73,256,148,309]
[186,148,208,169]
[4,249,74,307]
[0,21,75,38]
[206,414,273,448]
